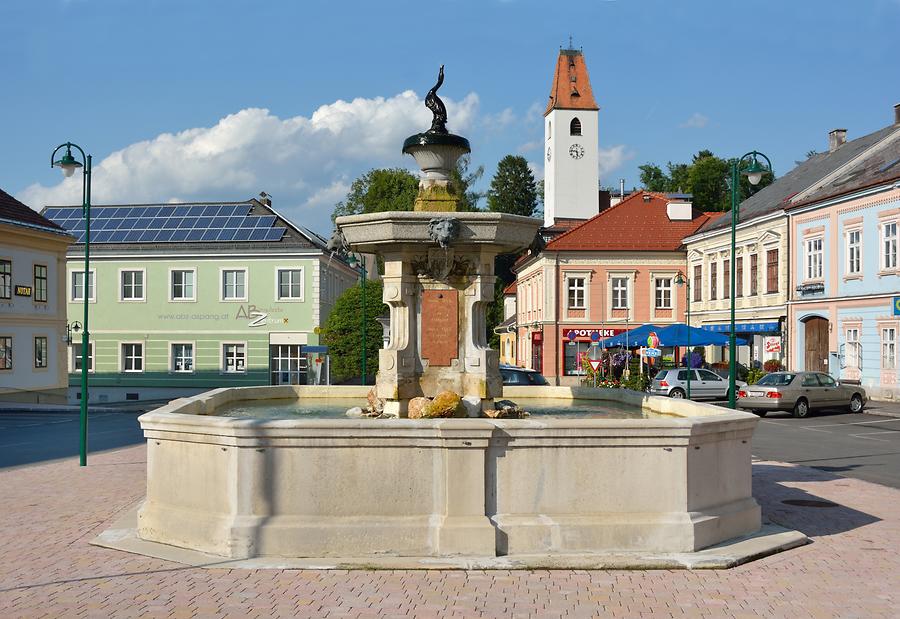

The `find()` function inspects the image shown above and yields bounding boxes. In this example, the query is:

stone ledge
[93,502,808,570]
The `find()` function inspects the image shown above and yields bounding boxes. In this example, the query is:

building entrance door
[270,344,307,385]
[804,317,829,373]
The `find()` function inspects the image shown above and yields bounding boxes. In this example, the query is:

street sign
[894,297,900,316]
[588,359,603,372]
[642,348,662,358]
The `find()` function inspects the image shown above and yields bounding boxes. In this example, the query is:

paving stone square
[0,445,898,618]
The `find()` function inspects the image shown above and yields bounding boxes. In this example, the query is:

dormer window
[570,117,582,136]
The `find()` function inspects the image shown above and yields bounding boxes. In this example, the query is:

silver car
[737,371,867,418]
[650,368,746,401]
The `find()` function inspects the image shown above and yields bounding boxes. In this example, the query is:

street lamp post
[51,142,92,466]
[348,254,368,386]
[727,151,772,409]
[675,271,691,399]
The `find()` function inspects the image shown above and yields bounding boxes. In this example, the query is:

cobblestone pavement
[0,446,897,618]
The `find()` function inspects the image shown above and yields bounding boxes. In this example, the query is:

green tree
[452,154,486,212]
[486,155,538,217]
[638,163,669,192]
[331,168,419,222]
[322,279,388,382]
[667,162,691,194]
[689,153,730,211]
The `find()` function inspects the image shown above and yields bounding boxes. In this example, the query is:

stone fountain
[121,68,789,566]
[335,66,542,417]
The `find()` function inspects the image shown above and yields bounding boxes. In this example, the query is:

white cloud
[19,90,479,233]
[679,112,709,129]
[597,144,632,178]
[517,140,541,154]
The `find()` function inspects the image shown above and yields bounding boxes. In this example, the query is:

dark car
[499,365,549,386]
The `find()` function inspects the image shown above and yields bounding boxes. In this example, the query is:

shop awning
[655,323,749,347]
[701,322,779,333]
[596,324,662,348]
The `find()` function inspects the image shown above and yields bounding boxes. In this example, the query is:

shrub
[763,359,784,373]
[747,368,766,385]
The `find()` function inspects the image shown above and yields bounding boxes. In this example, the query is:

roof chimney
[894,103,900,125]
[828,129,847,152]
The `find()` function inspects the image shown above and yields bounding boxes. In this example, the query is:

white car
[650,368,747,400]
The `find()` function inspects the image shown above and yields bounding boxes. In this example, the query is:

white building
[0,189,74,403]
[543,47,601,227]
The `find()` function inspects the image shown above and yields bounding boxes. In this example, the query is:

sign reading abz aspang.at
[894,296,900,316]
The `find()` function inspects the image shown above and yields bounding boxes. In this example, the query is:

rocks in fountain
[407,397,431,419]
[424,390,466,418]
[483,399,530,419]
[366,388,385,415]
[461,395,482,417]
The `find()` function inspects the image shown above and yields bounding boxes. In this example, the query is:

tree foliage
[452,154,486,212]
[331,168,418,221]
[637,149,775,211]
[486,155,539,217]
[322,279,388,382]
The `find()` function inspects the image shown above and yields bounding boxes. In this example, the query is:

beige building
[682,211,789,367]
[0,189,74,403]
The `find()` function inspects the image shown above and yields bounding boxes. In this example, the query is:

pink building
[515,192,718,385]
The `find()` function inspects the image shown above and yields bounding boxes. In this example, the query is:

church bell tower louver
[543,47,600,227]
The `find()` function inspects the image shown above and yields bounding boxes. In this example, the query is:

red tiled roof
[0,188,66,232]
[544,191,713,252]
[503,281,517,295]
[544,49,599,115]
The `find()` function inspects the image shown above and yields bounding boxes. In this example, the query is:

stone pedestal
[335,212,541,416]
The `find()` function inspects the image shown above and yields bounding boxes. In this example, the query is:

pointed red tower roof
[544,48,599,115]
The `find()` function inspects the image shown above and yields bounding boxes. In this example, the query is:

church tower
[543,47,600,227]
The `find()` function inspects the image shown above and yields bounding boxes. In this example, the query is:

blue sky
[2,0,898,234]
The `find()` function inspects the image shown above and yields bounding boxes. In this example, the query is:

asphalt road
[0,410,145,469]
[751,407,900,490]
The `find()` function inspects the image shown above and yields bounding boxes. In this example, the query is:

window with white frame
[171,343,194,372]
[806,237,823,280]
[846,328,860,369]
[121,270,144,300]
[277,268,303,300]
[0,260,10,299]
[71,271,95,302]
[882,222,898,271]
[567,277,585,309]
[222,269,246,300]
[846,229,861,275]
[34,265,48,302]
[34,336,48,369]
[122,343,143,372]
[611,277,629,310]
[654,277,672,309]
[882,327,897,370]
[0,336,11,370]
[171,269,195,300]
[71,342,94,372]
[223,343,246,373]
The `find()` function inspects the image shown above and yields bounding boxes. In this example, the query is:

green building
[44,196,357,403]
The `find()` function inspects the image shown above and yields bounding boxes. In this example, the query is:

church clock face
[546,146,552,162]
[569,143,585,160]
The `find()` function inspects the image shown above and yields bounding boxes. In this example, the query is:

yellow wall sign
[14,285,32,297]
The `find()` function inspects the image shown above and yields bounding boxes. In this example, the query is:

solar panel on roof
[263,228,286,241]
[879,157,900,173]
[170,229,188,242]
[93,230,112,243]
[172,206,189,217]
[124,230,142,242]
[136,217,153,228]
[155,229,175,242]
[216,228,236,241]
[226,216,243,229]
[143,207,162,218]
[108,230,127,242]
[248,228,267,240]
[232,229,252,241]
[112,207,131,218]
[138,230,158,242]
[199,205,217,216]
[120,219,138,230]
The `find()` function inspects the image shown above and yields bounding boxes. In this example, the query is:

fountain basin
[136,386,760,560]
